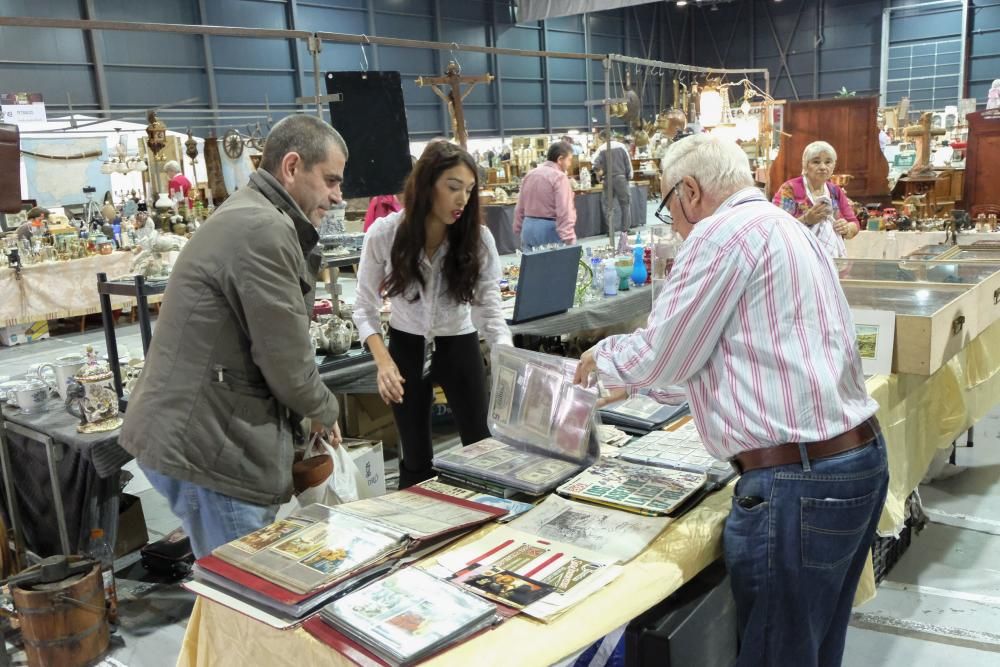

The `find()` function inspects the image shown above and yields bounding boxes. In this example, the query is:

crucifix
[903,111,947,178]
[416,61,494,149]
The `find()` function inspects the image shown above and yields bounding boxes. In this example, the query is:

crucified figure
[416,61,494,149]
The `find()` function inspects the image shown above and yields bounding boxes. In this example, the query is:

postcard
[451,566,554,609]
[230,519,306,555]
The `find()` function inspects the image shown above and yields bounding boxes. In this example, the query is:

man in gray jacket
[120,114,347,557]
[593,131,634,232]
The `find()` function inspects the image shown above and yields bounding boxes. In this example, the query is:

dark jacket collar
[249,169,319,254]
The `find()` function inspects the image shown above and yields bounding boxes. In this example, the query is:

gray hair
[660,134,753,199]
[163,160,181,174]
[801,141,837,169]
[260,114,349,175]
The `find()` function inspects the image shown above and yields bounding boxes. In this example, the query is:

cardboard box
[342,394,398,448]
[344,438,387,498]
[115,492,150,558]
[0,321,50,346]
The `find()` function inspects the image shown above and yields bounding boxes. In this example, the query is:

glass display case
[903,244,955,260]
[835,258,1000,285]
[839,282,976,375]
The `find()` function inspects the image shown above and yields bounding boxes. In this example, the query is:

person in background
[15,207,49,243]
[878,123,891,151]
[772,140,860,258]
[120,115,347,557]
[364,194,403,233]
[593,131,634,231]
[575,134,887,667]
[561,134,583,155]
[513,141,577,251]
[164,160,192,207]
[353,141,511,488]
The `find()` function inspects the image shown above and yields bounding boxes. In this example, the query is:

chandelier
[100,129,149,175]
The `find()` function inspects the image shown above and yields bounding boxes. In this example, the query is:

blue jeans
[723,432,889,667]
[142,466,279,559]
[521,216,564,252]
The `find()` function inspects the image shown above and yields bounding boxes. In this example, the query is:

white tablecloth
[845,230,1000,260]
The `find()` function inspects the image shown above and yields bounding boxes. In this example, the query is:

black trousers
[387,327,490,488]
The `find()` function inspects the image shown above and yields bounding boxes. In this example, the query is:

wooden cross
[416,61,494,149]
[903,111,947,177]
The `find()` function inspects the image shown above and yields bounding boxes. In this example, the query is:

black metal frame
[96,272,167,409]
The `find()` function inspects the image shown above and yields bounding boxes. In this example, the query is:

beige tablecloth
[0,253,157,327]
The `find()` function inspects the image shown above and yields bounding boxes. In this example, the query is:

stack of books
[186,488,507,624]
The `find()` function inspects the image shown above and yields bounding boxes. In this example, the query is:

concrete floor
[842,416,1000,665]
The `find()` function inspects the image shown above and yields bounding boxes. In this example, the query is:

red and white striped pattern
[594,188,877,460]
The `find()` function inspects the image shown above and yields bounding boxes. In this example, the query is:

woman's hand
[801,201,832,226]
[833,218,858,239]
[376,359,405,405]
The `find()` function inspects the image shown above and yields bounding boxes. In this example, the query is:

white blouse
[353,211,513,348]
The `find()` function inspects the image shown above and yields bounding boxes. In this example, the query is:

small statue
[988,79,1000,110]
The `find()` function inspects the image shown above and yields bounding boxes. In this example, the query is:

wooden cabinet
[965,110,1000,215]
[768,97,889,203]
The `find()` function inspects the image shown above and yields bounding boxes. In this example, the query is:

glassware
[614,255,633,291]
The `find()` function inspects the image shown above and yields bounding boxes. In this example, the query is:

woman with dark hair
[353,141,512,487]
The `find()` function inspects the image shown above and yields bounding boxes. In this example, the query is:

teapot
[65,347,123,433]
[322,317,355,356]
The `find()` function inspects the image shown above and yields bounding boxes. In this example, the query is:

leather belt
[731,417,880,475]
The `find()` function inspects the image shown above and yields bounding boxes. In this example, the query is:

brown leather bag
[0,123,22,213]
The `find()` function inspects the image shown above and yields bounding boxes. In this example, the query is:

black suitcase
[625,559,738,667]
[140,528,195,579]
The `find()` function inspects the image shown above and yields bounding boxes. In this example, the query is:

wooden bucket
[11,562,110,667]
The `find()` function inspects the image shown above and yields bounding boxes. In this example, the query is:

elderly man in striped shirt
[575,134,888,667]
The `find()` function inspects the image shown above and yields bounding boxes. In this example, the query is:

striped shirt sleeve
[593,235,750,390]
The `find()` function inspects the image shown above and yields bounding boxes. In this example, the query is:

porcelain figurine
[65,346,123,433]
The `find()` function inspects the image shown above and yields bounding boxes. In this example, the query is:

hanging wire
[360,34,370,73]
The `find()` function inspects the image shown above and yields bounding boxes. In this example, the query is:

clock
[223,129,244,160]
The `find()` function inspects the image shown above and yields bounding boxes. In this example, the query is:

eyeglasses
[654,180,683,224]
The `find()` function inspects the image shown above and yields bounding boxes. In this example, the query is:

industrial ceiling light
[677,1,688,6]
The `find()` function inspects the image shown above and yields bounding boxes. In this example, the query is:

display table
[483,184,648,255]
[176,319,1000,664]
[0,400,130,559]
[178,481,734,667]
[0,252,162,327]
[322,287,655,394]
[844,230,999,260]
[509,284,652,338]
